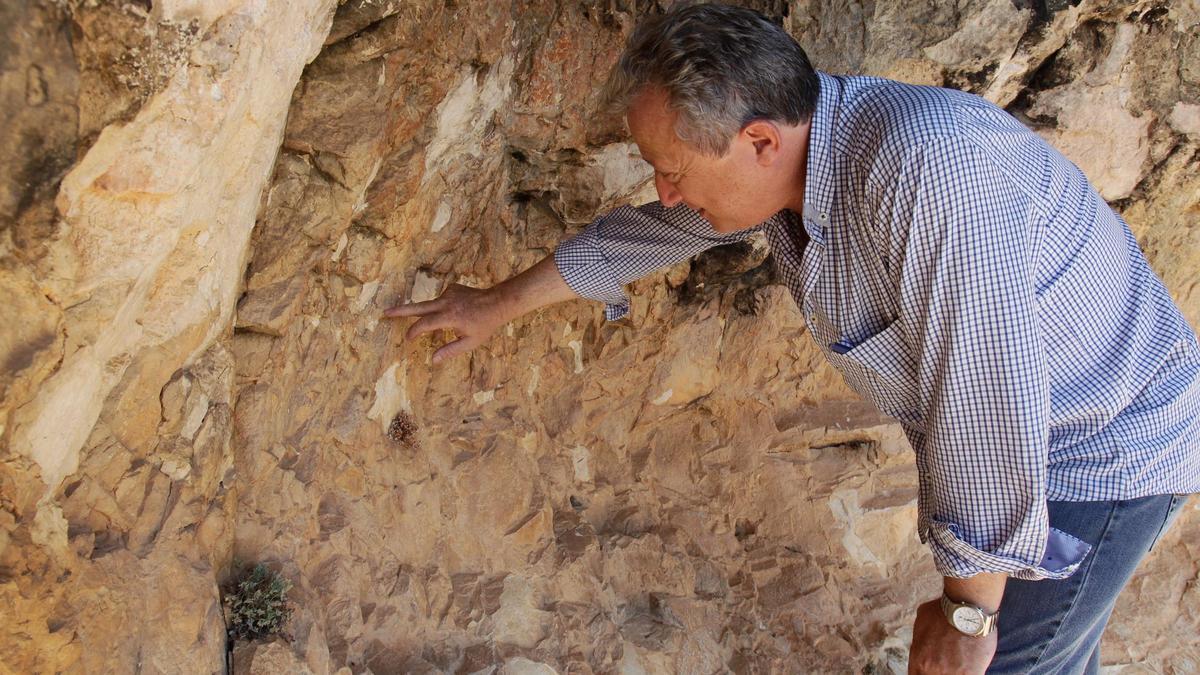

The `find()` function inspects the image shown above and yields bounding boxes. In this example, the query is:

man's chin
[700,210,729,230]
[699,210,753,233]
[708,217,750,234]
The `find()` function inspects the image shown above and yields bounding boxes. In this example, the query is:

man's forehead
[628,88,676,134]
[632,142,681,173]
[627,87,685,166]
[635,146,664,165]
[629,84,671,110]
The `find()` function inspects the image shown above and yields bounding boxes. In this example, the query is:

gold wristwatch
[940,593,999,637]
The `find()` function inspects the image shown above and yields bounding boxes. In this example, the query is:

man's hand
[383,283,508,363]
[383,255,580,364]
[908,599,997,674]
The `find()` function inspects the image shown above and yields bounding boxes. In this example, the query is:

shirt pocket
[826,317,922,426]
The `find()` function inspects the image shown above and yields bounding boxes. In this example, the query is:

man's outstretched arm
[382,254,576,363]
[384,200,771,361]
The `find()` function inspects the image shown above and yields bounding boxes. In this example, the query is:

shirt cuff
[922,518,1093,581]
[553,233,631,321]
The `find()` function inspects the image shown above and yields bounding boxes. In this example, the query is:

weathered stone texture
[2,0,1198,673]
[1,0,336,672]
[226,1,1200,672]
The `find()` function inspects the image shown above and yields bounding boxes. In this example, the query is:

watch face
[952,606,985,635]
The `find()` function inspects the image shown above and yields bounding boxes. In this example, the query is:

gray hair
[604,3,819,157]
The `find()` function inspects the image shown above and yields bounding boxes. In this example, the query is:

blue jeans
[987,493,1191,674]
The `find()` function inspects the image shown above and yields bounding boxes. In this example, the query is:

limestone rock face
[1,1,336,672]
[2,1,1198,673]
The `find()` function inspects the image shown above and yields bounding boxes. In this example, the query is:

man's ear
[742,120,782,165]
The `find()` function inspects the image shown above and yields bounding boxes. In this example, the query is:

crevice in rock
[673,241,778,315]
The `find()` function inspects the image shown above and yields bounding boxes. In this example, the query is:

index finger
[383,298,442,318]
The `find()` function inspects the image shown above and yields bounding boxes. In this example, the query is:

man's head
[606,3,819,231]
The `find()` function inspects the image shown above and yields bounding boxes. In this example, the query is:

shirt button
[819,212,828,221]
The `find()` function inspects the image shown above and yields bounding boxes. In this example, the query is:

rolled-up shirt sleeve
[554,201,765,320]
[888,136,1091,580]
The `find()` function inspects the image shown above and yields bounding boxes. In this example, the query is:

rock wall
[2,0,1198,673]
[1,1,337,672]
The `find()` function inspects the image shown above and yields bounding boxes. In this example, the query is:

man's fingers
[383,298,442,318]
[432,337,474,364]
[382,286,489,364]
[404,314,457,341]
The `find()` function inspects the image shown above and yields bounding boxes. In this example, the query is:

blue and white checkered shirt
[554,72,1200,580]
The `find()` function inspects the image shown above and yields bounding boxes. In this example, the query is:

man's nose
[655,173,683,208]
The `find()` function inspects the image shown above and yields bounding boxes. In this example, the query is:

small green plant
[225,562,293,640]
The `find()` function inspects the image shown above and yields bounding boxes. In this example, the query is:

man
[385,4,1199,672]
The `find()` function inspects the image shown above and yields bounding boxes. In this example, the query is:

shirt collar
[800,71,841,244]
